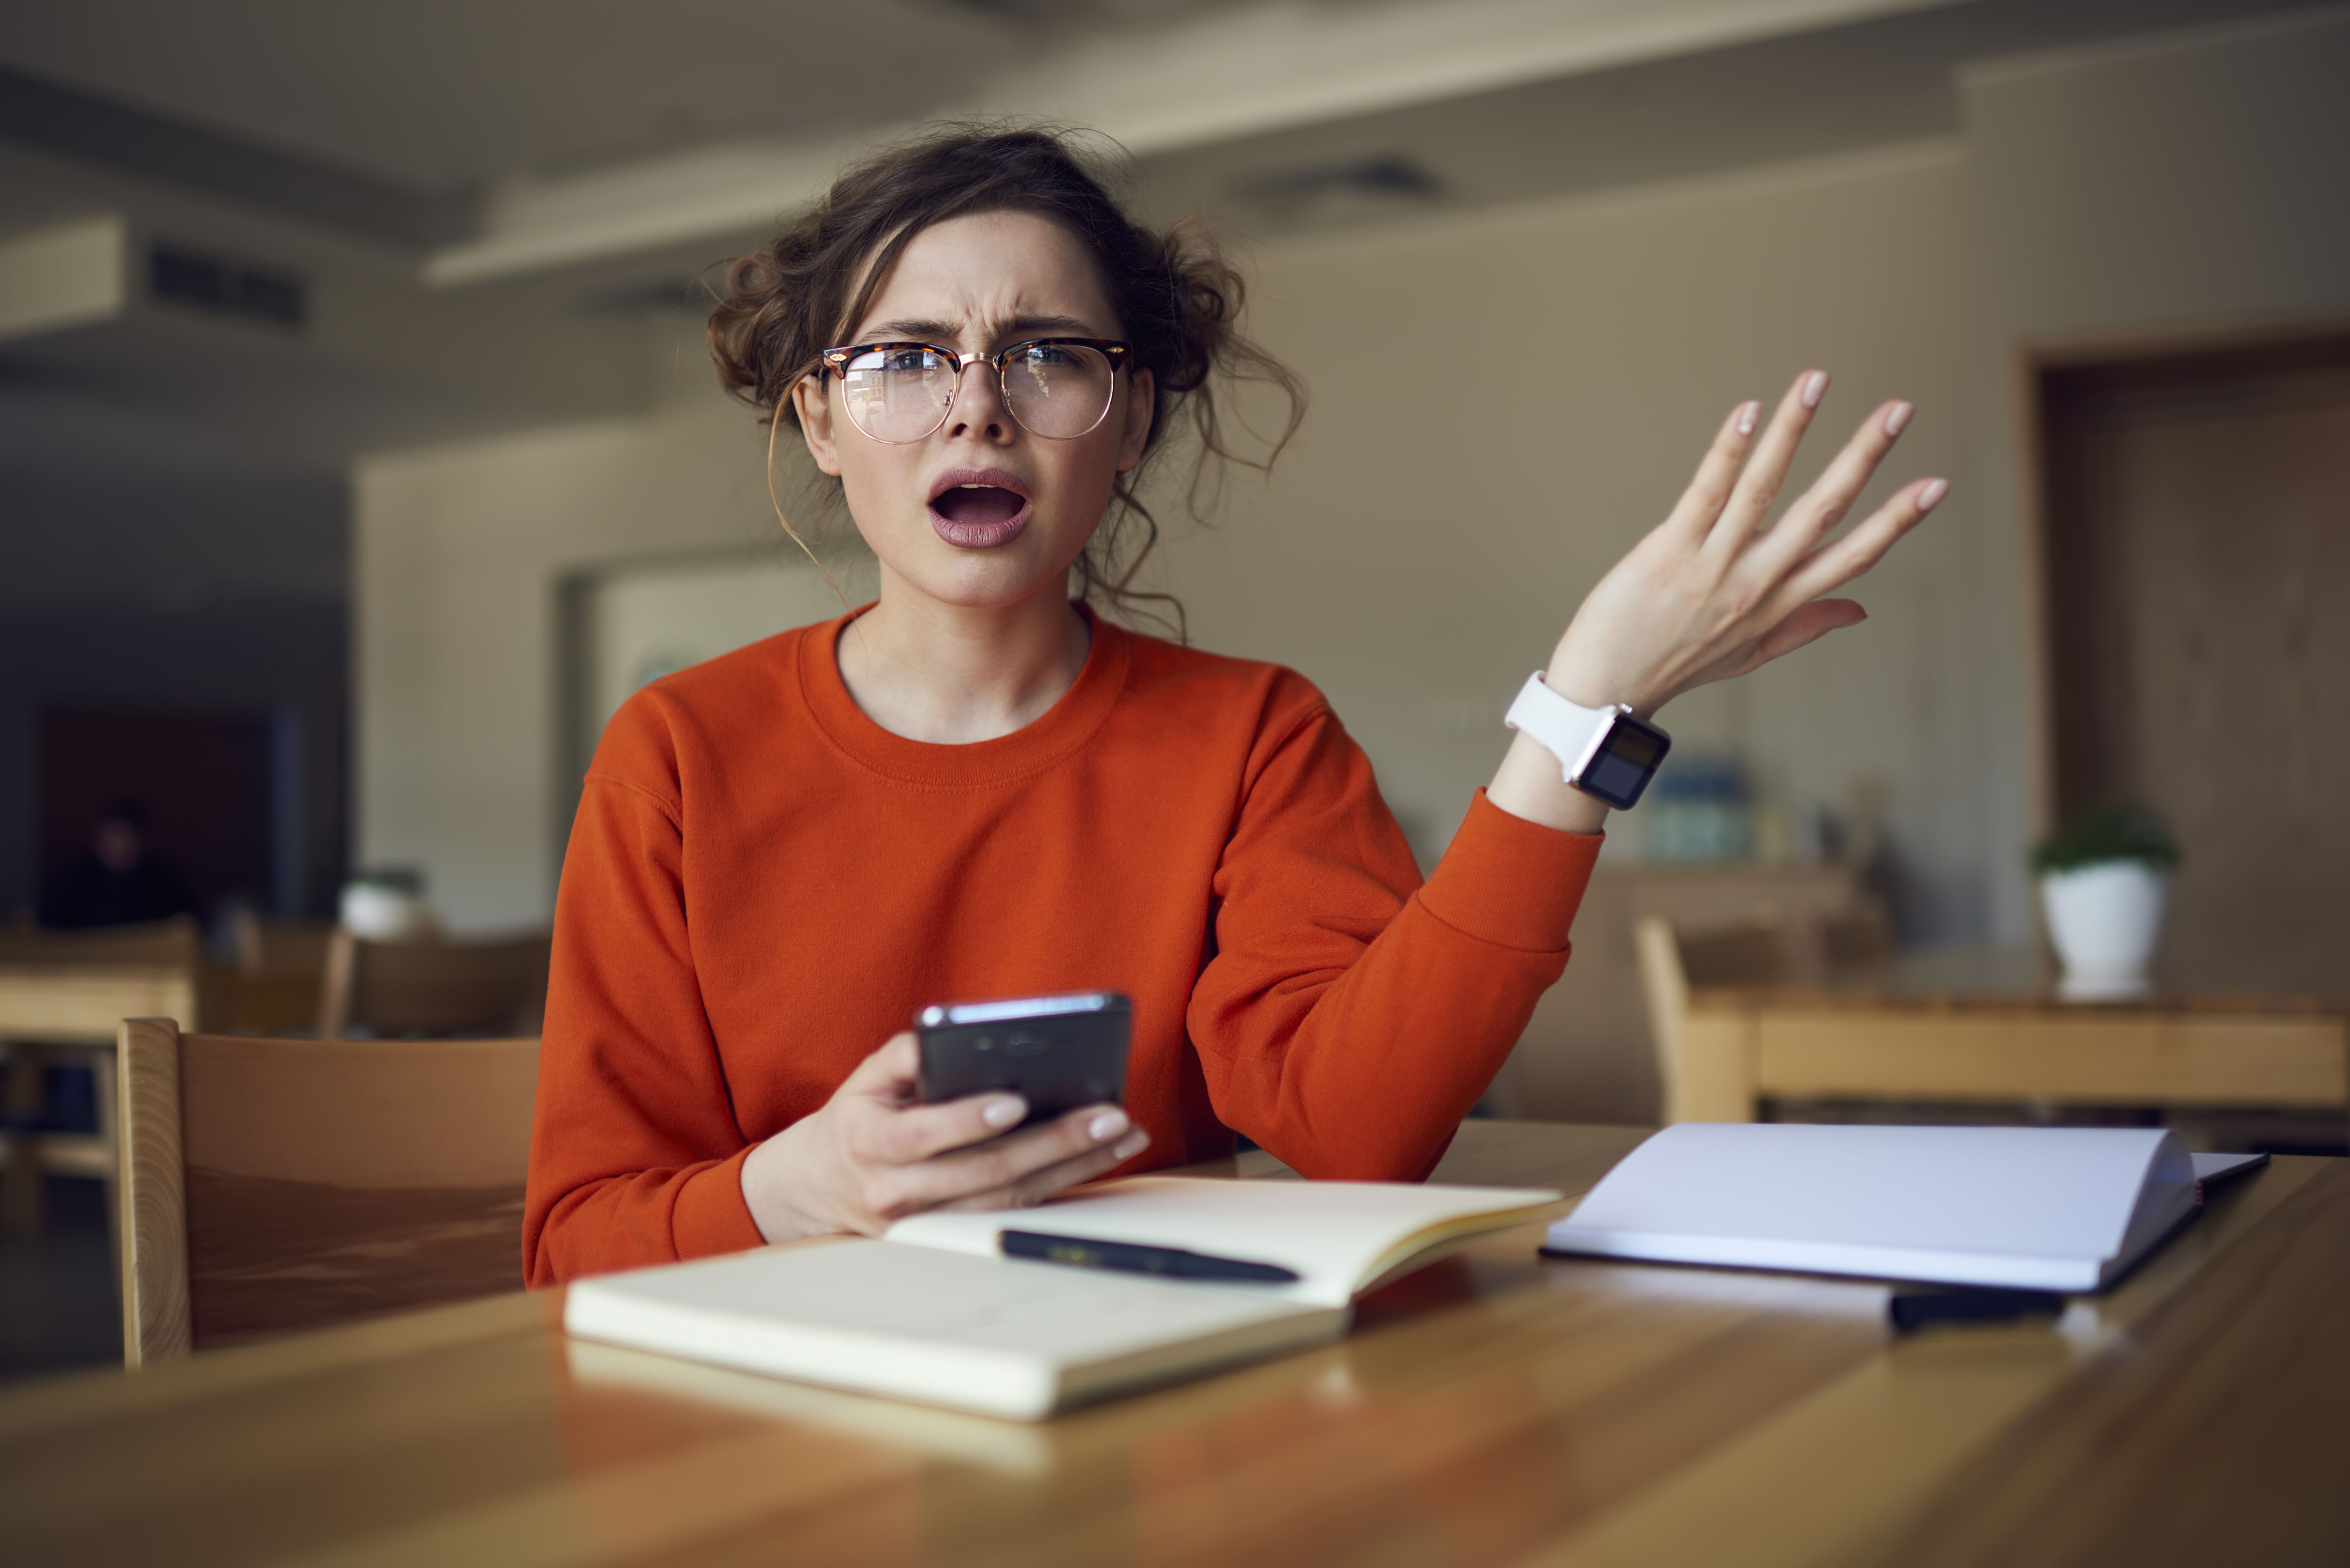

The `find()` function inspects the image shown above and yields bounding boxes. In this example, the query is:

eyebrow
[859,313,1104,344]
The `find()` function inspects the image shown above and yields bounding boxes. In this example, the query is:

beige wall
[356,351,839,928]
[1158,139,1980,931]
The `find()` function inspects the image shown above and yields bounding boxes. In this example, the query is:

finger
[875,1104,1141,1213]
[860,1086,1032,1166]
[1772,477,1947,609]
[840,1032,921,1098]
[1658,400,1762,542]
[1706,369,1828,553]
[1750,400,1913,578]
[1739,599,1868,675]
[936,1127,1155,1215]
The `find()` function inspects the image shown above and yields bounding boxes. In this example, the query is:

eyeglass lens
[837,344,1117,443]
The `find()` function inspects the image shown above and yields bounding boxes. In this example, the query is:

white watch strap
[1504,671,1627,786]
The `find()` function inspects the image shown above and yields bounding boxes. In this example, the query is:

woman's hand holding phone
[739,1032,1149,1242]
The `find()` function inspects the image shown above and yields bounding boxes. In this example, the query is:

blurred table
[0,961,194,1238]
[2,1120,2346,1565]
[1673,945,2350,1127]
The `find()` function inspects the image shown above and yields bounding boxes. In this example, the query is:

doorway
[2038,331,2350,994]
[37,706,284,925]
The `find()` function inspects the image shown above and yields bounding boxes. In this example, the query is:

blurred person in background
[37,800,197,930]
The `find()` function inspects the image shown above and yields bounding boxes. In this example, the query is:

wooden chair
[1637,911,1795,1123]
[115,1018,540,1364]
[315,928,550,1039]
[203,912,337,1033]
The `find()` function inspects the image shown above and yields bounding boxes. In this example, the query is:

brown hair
[706,122,1305,636]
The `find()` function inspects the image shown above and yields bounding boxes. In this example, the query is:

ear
[1114,367,1155,474]
[793,374,842,476]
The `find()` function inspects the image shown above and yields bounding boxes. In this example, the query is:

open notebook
[565,1177,1557,1421]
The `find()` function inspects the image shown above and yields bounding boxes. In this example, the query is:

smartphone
[915,991,1132,1129]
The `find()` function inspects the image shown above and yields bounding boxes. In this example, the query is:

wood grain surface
[115,1024,541,1361]
[117,1017,192,1366]
[1,1121,2341,1566]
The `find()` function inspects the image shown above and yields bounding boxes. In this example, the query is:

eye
[1020,343,1083,369]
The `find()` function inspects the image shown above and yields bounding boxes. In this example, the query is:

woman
[523,128,1944,1284]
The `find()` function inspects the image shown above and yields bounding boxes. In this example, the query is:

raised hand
[739,1032,1149,1240]
[1489,369,1945,833]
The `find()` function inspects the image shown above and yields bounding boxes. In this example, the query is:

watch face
[1578,716,1671,810]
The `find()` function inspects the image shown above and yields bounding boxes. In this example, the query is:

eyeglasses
[819,338,1133,444]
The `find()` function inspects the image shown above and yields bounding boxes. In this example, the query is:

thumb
[840,1031,921,1104]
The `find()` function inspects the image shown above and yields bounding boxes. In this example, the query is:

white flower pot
[2039,861,2170,1001]
[340,882,435,942]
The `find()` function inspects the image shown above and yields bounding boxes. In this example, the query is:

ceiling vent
[148,240,306,331]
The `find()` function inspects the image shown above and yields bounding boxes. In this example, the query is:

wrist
[739,1127,840,1243]
[1488,731,1613,833]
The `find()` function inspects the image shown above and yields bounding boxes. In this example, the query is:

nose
[944,358,1013,442]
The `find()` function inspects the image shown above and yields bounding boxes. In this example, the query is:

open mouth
[928,468,1034,549]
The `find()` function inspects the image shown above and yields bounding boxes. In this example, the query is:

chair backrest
[230,912,336,978]
[116,1018,540,1364]
[1636,911,1794,1124]
[315,928,550,1039]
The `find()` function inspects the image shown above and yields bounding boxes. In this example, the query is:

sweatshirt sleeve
[1186,703,1601,1181]
[522,729,765,1285]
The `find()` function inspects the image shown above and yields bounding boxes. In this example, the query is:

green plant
[2031,801,2180,875]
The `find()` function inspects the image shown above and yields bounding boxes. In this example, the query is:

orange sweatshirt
[525,609,1601,1285]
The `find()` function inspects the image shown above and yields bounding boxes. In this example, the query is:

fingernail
[1734,401,1759,435]
[1113,1131,1150,1159]
[1884,401,1913,437]
[982,1096,1026,1129]
[1800,371,1828,409]
[1087,1109,1131,1142]
[1917,478,1949,511]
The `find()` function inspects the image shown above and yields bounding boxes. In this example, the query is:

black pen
[1000,1230,1301,1283]
[1888,1287,2066,1333]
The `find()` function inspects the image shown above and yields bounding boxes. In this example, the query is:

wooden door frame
[2010,307,2350,843]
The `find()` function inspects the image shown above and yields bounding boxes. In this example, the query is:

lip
[926,466,1035,550]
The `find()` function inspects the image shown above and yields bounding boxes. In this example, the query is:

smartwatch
[1504,671,1673,810]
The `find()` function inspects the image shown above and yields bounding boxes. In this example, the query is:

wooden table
[0,962,195,1238]
[1669,946,2350,1128]
[2,1120,2345,1565]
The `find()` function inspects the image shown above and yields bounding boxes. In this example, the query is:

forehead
[852,210,1117,338]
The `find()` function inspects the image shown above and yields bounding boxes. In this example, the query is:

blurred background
[2,0,2346,1369]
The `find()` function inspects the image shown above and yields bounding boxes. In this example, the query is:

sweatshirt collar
[799,602,1132,788]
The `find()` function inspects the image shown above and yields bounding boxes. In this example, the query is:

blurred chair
[115,1017,540,1364]
[1637,911,1794,1124]
[231,911,336,978]
[315,928,550,1040]
[202,912,337,1034]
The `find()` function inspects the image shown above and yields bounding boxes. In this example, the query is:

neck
[837,570,1092,744]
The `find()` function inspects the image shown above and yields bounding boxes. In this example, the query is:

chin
[879,523,1092,611]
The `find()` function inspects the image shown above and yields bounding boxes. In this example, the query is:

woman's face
[795,210,1155,613]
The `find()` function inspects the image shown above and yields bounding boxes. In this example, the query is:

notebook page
[885,1177,1560,1308]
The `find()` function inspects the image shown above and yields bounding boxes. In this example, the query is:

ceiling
[0,0,1028,190]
